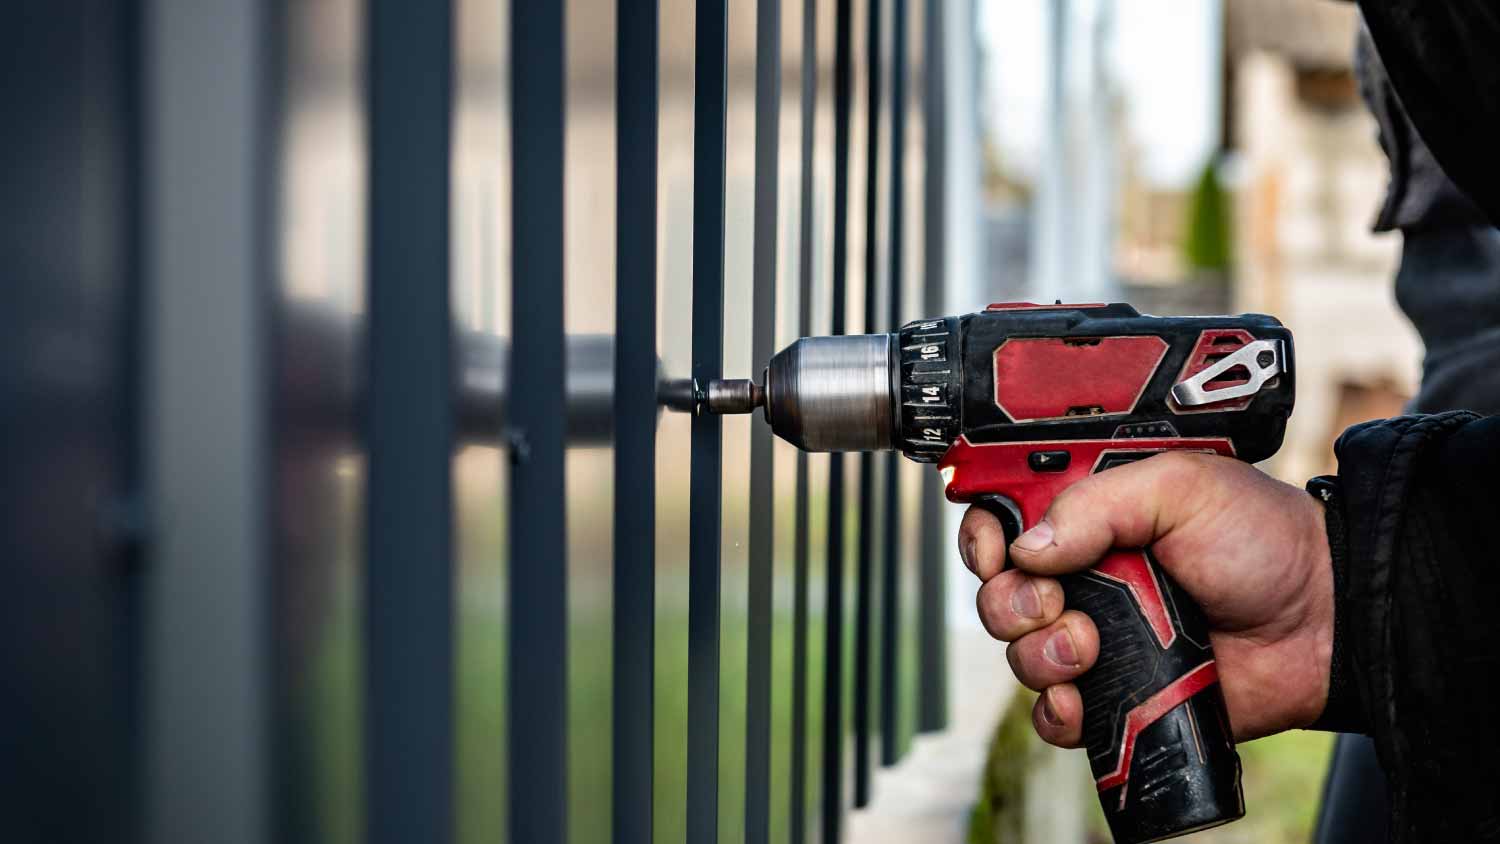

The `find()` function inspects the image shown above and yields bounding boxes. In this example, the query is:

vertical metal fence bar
[509,1,568,841]
[119,3,147,837]
[879,0,907,767]
[853,0,883,807]
[687,0,728,839]
[614,1,659,842]
[144,0,271,839]
[746,0,782,840]
[917,0,948,733]
[789,0,818,838]
[365,1,454,842]
[823,0,854,836]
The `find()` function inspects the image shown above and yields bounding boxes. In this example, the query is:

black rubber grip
[1062,552,1242,842]
[976,499,1244,844]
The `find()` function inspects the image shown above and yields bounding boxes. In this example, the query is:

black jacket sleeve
[1356,1,1500,228]
[1314,412,1500,841]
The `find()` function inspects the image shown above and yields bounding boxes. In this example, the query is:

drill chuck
[759,334,897,452]
[694,317,964,460]
[691,334,898,451]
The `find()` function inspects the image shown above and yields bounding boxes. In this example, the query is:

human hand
[957,452,1334,747]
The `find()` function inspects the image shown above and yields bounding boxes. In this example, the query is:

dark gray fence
[1,0,953,842]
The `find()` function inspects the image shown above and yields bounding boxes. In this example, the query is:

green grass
[1221,730,1336,843]
[292,450,902,844]
[968,691,1045,844]
[968,695,1336,844]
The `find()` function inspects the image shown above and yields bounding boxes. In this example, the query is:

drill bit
[704,379,764,414]
[657,378,764,416]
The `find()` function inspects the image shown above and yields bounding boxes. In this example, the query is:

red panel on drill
[1168,328,1255,413]
[1095,660,1220,794]
[938,437,1236,527]
[992,336,1168,422]
[1093,551,1176,649]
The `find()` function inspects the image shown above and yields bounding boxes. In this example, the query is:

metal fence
[2,0,956,841]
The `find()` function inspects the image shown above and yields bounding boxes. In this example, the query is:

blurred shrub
[968,691,1038,844]
[1184,160,1233,275]
[966,687,1336,844]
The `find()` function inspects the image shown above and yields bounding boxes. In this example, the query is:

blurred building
[1226,0,1420,482]
[965,3,1426,843]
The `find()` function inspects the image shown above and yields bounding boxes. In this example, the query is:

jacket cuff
[1304,476,1367,733]
[1321,412,1479,775]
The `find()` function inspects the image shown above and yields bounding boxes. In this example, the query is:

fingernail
[1040,689,1064,727]
[962,538,977,573]
[1013,520,1055,553]
[1010,582,1043,618]
[1043,627,1079,667]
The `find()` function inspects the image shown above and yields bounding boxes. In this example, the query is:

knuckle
[1045,476,1109,528]
[1034,576,1064,612]
[1046,477,1090,514]
[1152,449,1216,485]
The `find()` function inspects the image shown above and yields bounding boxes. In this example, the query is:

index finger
[958,504,1008,581]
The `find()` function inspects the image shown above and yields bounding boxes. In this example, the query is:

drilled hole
[1066,405,1106,416]
[1063,337,1102,347]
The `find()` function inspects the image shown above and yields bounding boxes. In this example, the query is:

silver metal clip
[1170,339,1283,407]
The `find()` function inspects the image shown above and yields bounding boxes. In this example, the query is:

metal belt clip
[1170,339,1283,407]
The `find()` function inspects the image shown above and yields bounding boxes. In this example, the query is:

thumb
[1007,451,1213,576]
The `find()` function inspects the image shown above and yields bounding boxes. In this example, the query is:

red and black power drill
[694,302,1295,844]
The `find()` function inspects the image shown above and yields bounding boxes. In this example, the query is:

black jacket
[1313,413,1500,841]
[1314,7,1500,841]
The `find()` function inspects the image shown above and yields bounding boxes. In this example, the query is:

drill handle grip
[972,492,1244,844]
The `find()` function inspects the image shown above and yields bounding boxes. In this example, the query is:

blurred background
[1,0,1417,843]
[958,1,1415,842]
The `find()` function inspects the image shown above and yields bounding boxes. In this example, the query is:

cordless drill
[692,302,1295,844]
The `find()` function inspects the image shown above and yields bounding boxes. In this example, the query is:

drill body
[700,301,1294,844]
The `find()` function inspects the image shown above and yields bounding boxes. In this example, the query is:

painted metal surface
[614,2,659,843]
[1,3,144,841]
[509,1,568,841]
[687,1,728,841]
[145,1,271,841]
[745,0,782,840]
[1,2,952,841]
[366,3,455,843]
